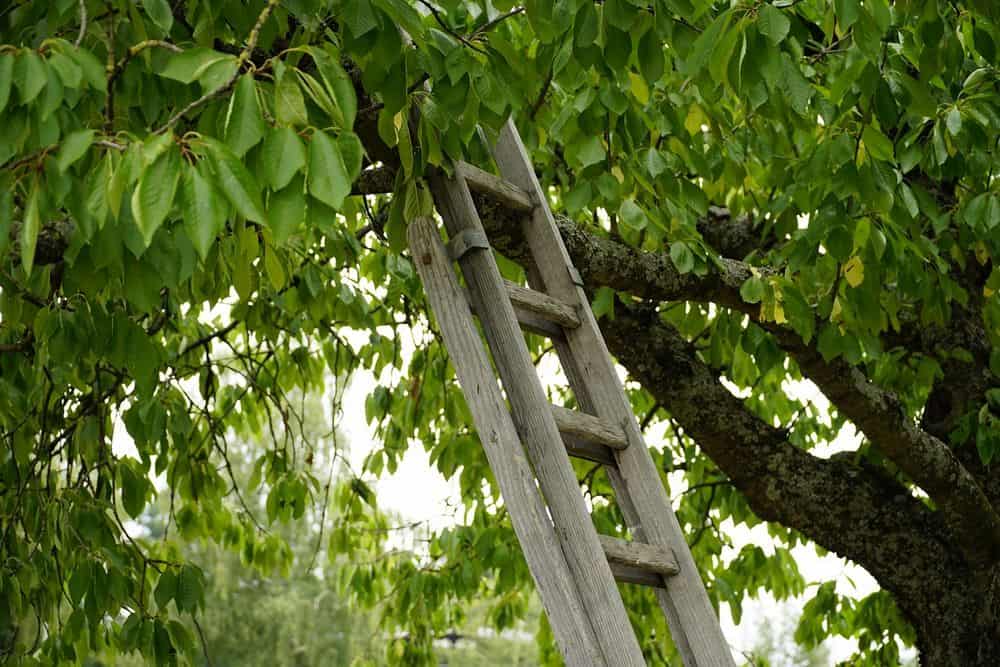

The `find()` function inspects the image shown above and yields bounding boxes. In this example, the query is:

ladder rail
[492,119,736,667]
[427,168,648,667]
[407,217,605,665]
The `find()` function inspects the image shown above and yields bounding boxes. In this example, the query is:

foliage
[1,0,999,664]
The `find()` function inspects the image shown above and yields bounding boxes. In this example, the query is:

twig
[640,402,662,431]
[177,320,240,357]
[94,139,127,151]
[529,64,554,120]
[414,0,488,55]
[472,7,525,37]
[192,616,215,667]
[155,0,279,133]
[74,0,87,47]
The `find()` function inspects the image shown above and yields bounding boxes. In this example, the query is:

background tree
[1,0,999,665]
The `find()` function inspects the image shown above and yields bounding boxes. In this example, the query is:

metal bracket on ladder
[410,118,736,667]
[446,228,490,261]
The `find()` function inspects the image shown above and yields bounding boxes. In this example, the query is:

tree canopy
[2,0,1000,665]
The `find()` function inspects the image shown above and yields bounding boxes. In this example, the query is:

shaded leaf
[308,130,351,210]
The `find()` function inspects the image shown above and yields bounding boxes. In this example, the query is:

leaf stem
[155,0,280,133]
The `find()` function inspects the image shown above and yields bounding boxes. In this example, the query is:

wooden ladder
[407,119,735,667]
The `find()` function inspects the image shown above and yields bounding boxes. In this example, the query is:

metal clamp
[447,228,491,261]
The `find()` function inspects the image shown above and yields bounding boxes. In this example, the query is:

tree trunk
[900,564,1000,666]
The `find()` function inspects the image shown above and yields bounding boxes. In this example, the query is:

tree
[0,0,998,664]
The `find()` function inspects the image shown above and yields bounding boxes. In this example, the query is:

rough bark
[599,305,1000,666]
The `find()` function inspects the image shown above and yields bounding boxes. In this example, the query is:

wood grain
[550,404,628,450]
[407,216,605,666]
[493,119,736,667]
[599,534,680,576]
[457,161,534,213]
[427,169,647,667]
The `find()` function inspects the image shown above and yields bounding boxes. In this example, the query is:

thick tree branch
[771,325,1000,567]
[475,193,1000,566]
[596,303,978,657]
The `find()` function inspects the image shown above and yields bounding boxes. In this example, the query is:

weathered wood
[550,404,628,450]
[505,280,580,329]
[457,161,534,213]
[460,287,566,340]
[493,119,736,667]
[609,562,666,588]
[561,434,617,466]
[407,217,605,666]
[599,535,680,577]
[427,168,647,667]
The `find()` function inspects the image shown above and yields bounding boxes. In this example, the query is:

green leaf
[342,0,380,37]
[275,71,309,127]
[337,132,365,184]
[118,461,149,519]
[862,125,894,162]
[308,130,351,210]
[154,571,177,610]
[203,138,267,224]
[618,199,648,231]
[835,0,861,29]
[568,135,605,168]
[687,12,731,74]
[261,127,307,191]
[225,74,266,157]
[175,565,203,613]
[591,286,615,320]
[132,145,182,246]
[637,29,665,85]
[267,174,307,243]
[0,54,13,112]
[56,129,95,172]
[740,275,765,303]
[159,48,232,84]
[780,53,812,115]
[14,51,47,105]
[0,190,12,258]
[313,49,358,129]
[20,180,40,275]
[758,5,791,46]
[945,107,962,136]
[181,164,229,260]
[670,241,696,273]
[143,0,174,33]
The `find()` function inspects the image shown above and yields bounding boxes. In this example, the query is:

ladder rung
[550,404,628,450]
[461,288,566,340]
[599,535,679,584]
[504,281,580,329]
[609,562,666,588]
[457,161,534,213]
[561,435,616,466]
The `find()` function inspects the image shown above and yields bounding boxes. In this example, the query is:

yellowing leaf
[773,302,787,324]
[975,241,990,266]
[843,255,864,287]
[685,105,706,136]
[629,72,649,105]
